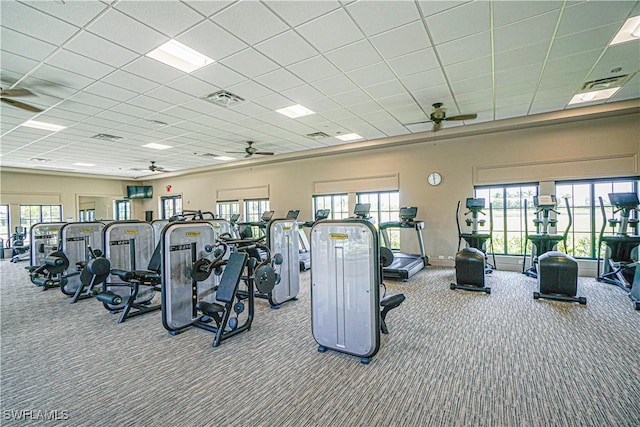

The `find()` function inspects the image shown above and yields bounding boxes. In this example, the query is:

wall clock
[427,172,442,186]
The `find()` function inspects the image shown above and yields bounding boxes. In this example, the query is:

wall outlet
[438,255,445,260]
[448,256,454,260]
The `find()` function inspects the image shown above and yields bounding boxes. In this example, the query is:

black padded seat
[196,301,225,316]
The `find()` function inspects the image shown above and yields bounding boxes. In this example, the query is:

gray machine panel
[29,222,65,266]
[310,220,380,358]
[269,219,300,305]
[60,222,105,292]
[162,222,218,331]
[152,220,169,246]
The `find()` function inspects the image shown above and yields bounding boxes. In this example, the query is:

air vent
[29,157,50,162]
[92,133,123,141]
[580,75,629,91]
[306,131,330,140]
[196,152,219,157]
[202,90,245,107]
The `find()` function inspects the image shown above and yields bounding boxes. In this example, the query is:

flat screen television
[127,185,153,199]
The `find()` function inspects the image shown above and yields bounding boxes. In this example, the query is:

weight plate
[255,265,276,294]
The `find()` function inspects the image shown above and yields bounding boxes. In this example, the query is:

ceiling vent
[29,157,50,162]
[92,133,123,141]
[202,90,244,107]
[580,75,629,92]
[306,131,330,140]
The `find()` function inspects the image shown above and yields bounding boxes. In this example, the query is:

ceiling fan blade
[1,97,43,112]
[0,88,34,97]
[446,113,478,121]
[254,151,274,156]
[403,120,433,126]
[433,122,442,132]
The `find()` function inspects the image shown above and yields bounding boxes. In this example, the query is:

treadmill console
[534,195,557,209]
[465,198,485,210]
[229,213,240,223]
[285,210,300,220]
[609,192,639,209]
[261,211,274,222]
[399,207,418,221]
[354,203,371,218]
[315,209,330,221]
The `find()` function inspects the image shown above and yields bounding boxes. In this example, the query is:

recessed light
[568,88,621,105]
[610,16,640,45]
[276,104,315,118]
[147,39,214,73]
[21,120,66,132]
[335,133,363,142]
[214,156,235,161]
[143,143,172,150]
[74,162,96,167]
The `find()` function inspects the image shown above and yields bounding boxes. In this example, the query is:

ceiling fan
[148,161,167,173]
[227,141,274,158]
[0,87,43,113]
[405,102,477,132]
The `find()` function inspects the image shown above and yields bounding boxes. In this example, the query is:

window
[357,191,400,248]
[161,195,182,219]
[313,194,348,219]
[0,205,9,247]
[78,209,96,222]
[556,178,639,259]
[217,201,239,221]
[244,199,270,223]
[474,185,537,255]
[115,200,131,220]
[19,205,63,243]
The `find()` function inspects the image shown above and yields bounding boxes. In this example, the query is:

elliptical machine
[522,195,572,278]
[456,198,496,272]
[597,192,640,310]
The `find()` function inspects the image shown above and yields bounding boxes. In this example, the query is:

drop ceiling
[1,0,639,179]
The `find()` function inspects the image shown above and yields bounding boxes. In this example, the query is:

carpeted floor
[1,260,638,427]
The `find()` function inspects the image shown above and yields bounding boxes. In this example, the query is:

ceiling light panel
[20,120,67,132]
[568,88,621,104]
[146,40,214,73]
[143,143,173,150]
[335,133,363,142]
[276,104,316,119]
[610,16,640,45]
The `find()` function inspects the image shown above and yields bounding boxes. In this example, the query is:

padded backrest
[147,241,162,273]
[216,252,247,304]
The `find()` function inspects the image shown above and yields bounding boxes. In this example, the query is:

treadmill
[379,207,428,281]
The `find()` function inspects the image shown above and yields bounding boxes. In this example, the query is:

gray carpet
[1,260,639,427]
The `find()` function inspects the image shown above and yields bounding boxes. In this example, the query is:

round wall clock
[427,172,442,186]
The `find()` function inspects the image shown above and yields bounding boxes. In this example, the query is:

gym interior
[1,1,639,426]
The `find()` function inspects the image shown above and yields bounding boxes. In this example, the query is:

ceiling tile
[253,93,296,110]
[64,31,140,68]
[254,68,305,92]
[127,95,174,112]
[29,64,96,91]
[312,74,360,96]
[167,76,219,98]
[331,89,374,107]
[47,49,116,80]
[115,1,204,37]
[86,8,168,55]
[387,48,439,77]
[254,30,318,67]
[264,0,341,27]
[182,0,235,17]
[0,50,40,75]
[280,84,325,104]
[493,11,560,53]
[227,79,275,100]
[436,31,491,65]
[370,21,431,60]
[0,27,58,61]
[495,42,549,73]
[176,20,248,61]
[587,42,640,81]
[221,49,280,78]
[556,1,636,37]
[346,0,421,36]
[426,1,490,45]
[101,70,161,94]
[417,1,469,18]
[193,63,247,89]
[296,8,364,53]
[211,1,289,45]
[449,75,493,95]
[325,40,383,73]
[146,85,195,105]
[287,55,341,82]
[443,56,492,82]
[400,68,448,91]
[123,57,185,84]
[0,1,79,45]
[492,1,562,27]
[347,62,397,88]
[21,0,108,27]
